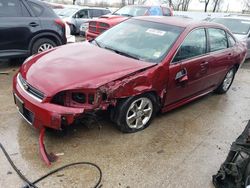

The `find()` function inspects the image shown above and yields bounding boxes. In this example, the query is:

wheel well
[234,64,240,72]
[34,35,60,46]
[30,34,61,53]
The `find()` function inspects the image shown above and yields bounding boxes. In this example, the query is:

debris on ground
[213,120,250,188]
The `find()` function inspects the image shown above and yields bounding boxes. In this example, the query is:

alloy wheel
[38,43,54,53]
[126,97,153,129]
[222,69,234,91]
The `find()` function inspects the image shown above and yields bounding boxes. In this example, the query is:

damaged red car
[13,17,247,134]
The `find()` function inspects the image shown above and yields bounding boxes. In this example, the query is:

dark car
[0,0,66,59]
[13,17,246,135]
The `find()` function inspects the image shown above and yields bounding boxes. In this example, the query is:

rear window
[208,28,228,52]
[91,9,103,17]
[227,33,236,47]
[113,6,148,17]
[162,7,171,16]
[0,0,20,17]
[27,1,44,17]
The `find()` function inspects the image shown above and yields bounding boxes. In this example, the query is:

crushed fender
[39,127,58,166]
[213,120,250,188]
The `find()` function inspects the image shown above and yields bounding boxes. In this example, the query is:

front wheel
[214,67,236,94]
[114,93,158,133]
[31,38,56,55]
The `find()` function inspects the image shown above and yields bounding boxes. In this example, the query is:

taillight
[54,19,65,28]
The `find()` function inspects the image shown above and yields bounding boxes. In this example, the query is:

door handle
[29,22,39,27]
[175,68,188,82]
[200,62,209,67]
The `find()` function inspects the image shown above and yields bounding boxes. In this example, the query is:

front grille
[88,21,110,34]
[23,107,34,124]
[18,74,45,101]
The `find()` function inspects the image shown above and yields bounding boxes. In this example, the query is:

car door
[166,28,215,106]
[207,28,235,87]
[0,0,41,57]
[74,9,90,32]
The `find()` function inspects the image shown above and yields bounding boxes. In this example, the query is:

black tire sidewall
[115,93,158,133]
[215,67,236,94]
[31,38,56,55]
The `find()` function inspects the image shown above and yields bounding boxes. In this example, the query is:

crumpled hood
[20,42,155,97]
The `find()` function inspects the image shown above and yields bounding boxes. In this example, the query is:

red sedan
[13,17,247,133]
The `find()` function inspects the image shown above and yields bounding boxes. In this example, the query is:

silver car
[55,6,111,35]
[212,15,250,58]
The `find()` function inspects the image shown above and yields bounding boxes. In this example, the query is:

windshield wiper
[121,14,134,17]
[104,46,140,60]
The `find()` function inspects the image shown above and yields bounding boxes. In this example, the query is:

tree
[172,0,192,11]
[204,0,210,12]
[243,0,250,11]
[212,0,223,12]
[73,0,76,5]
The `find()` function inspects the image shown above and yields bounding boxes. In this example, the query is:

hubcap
[38,43,54,53]
[126,97,153,129]
[222,69,234,91]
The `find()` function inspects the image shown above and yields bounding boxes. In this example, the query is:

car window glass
[162,7,171,16]
[227,33,236,47]
[0,0,20,17]
[149,6,163,16]
[20,2,30,17]
[77,9,89,18]
[103,9,110,15]
[96,19,184,63]
[27,1,43,17]
[208,28,228,52]
[173,29,207,62]
[92,9,103,17]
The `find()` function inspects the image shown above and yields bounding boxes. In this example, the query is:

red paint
[39,127,51,166]
[13,17,247,131]
[86,5,173,40]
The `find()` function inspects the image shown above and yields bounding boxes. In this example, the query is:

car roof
[134,16,225,29]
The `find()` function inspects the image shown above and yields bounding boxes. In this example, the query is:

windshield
[94,19,184,63]
[113,6,148,17]
[55,8,78,17]
[213,18,250,35]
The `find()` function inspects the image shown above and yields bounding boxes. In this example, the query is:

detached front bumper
[13,74,84,130]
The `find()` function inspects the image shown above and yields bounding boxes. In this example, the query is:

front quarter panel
[101,64,168,102]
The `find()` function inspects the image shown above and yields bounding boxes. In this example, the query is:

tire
[31,38,57,55]
[214,67,236,94]
[114,93,158,133]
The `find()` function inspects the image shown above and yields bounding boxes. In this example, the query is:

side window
[227,33,236,47]
[92,9,103,17]
[20,2,31,17]
[149,6,162,16]
[208,28,228,52]
[76,9,89,18]
[162,7,171,16]
[0,0,21,17]
[27,1,43,17]
[173,29,207,62]
[103,9,110,15]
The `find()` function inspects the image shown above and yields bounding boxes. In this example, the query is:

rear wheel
[215,67,236,94]
[114,93,157,133]
[31,38,56,55]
